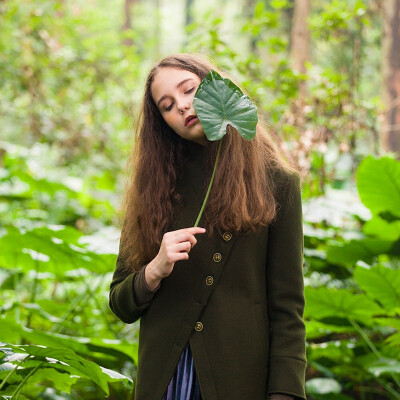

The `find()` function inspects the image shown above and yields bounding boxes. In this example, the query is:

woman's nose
[177,100,190,114]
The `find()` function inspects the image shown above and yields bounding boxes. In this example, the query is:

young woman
[109,54,306,400]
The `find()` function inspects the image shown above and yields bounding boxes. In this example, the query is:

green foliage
[0,343,132,396]
[0,0,137,174]
[0,142,136,397]
[304,156,400,399]
[357,156,400,218]
[354,265,400,311]
[0,0,396,398]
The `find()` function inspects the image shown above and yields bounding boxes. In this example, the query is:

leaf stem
[194,139,223,227]
[12,362,43,399]
[377,378,400,400]
[27,260,40,329]
[349,317,400,390]
[348,317,380,358]
[0,357,27,390]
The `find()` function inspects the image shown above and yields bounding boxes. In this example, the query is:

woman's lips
[185,115,198,127]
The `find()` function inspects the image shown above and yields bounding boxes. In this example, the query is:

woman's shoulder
[268,164,302,207]
[270,164,301,190]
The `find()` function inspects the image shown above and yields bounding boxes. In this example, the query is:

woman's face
[151,67,207,146]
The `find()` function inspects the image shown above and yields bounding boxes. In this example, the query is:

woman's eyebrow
[157,78,194,107]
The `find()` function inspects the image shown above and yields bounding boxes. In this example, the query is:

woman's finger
[173,227,205,244]
[174,241,192,253]
[172,232,197,246]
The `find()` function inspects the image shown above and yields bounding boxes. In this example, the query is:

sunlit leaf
[0,344,132,395]
[306,377,342,394]
[366,358,400,376]
[363,216,400,241]
[354,265,400,310]
[26,368,78,393]
[19,328,137,365]
[326,238,394,266]
[357,156,400,217]
[304,287,382,325]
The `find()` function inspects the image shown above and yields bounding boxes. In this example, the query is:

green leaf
[374,318,400,347]
[326,238,394,266]
[354,265,400,309]
[306,377,342,394]
[308,340,355,364]
[26,367,78,393]
[0,225,114,276]
[366,358,400,376]
[270,0,290,9]
[19,328,137,365]
[0,318,22,343]
[386,332,400,346]
[305,320,354,340]
[0,319,138,367]
[193,70,258,141]
[357,156,400,217]
[374,318,400,330]
[363,216,400,241]
[0,344,124,395]
[304,287,382,325]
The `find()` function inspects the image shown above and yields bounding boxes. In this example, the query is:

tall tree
[154,0,162,58]
[381,0,400,155]
[122,0,137,46]
[185,0,194,26]
[243,0,257,52]
[289,0,310,99]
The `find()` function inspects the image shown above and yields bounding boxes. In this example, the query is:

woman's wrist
[145,258,163,290]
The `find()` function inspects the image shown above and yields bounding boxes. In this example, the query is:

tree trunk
[285,0,295,50]
[381,0,400,155]
[154,0,161,58]
[122,0,137,46]
[185,0,194,27]
[244,0,257,52]
[290,0,310,99]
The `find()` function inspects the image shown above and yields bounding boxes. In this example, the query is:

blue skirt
[162,344,202,400]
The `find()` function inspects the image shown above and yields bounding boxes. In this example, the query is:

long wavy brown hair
[120,53,296,272]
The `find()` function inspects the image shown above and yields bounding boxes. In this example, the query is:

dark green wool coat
[109,141,307,400]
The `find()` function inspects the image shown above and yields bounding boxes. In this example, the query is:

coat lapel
[169,142,238,309]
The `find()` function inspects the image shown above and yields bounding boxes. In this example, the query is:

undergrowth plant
[304,156,400,400]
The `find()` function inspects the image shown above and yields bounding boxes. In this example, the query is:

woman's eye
[185,87,195,94]
[165,103,173,111]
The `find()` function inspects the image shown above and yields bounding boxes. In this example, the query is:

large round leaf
[326,238,394,266]
[193,70,258,141]
[357,156,400,217]
[306,378,342,395]
[0,344,132,395]
[354,265,400,310]
[304,287,382,325]
[363,216,400,241]
[0,225,114,276]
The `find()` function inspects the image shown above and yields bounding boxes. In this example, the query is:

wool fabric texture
[109,140,307,400]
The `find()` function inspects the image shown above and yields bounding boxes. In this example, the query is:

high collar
[184,139,206,161]
[179,140,208,205]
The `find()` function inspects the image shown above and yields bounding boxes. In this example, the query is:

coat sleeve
[266,170,307,400]
[109,254,154,324]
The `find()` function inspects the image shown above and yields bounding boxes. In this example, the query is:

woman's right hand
[145,227,206,290]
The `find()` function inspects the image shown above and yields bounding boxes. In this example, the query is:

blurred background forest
[1,0,400,399]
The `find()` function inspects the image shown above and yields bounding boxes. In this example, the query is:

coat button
[195,322,203,332]
[222,232,232,241]
[213,253,222,262]
[206,276,214,285]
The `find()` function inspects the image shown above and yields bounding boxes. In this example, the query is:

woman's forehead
[151,67,200,100]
